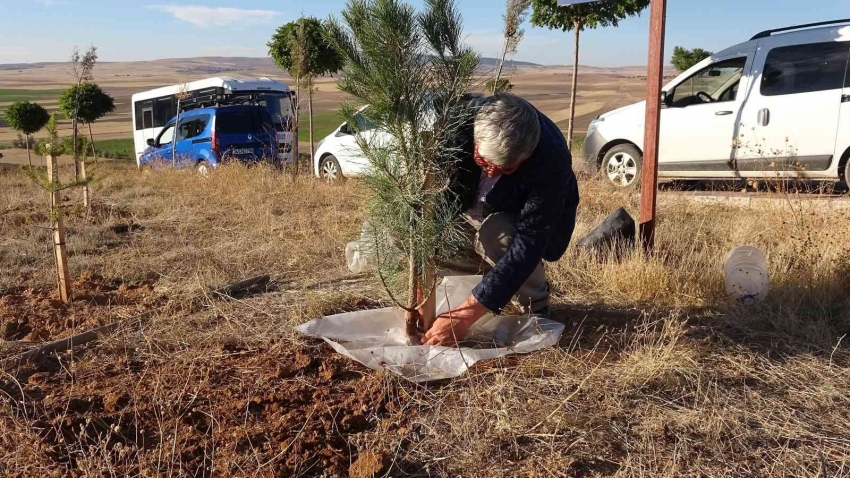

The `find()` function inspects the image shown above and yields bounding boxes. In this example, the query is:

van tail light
[211,131,220,153]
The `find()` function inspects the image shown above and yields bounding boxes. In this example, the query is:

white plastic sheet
[296,276,565,382]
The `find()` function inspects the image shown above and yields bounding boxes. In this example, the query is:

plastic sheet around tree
[296,275,566,382]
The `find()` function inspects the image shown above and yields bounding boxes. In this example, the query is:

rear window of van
[216,109,274,134]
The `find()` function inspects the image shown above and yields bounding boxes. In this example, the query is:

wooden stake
[80,156,89,209]
[638,0,667,252]
[46,154,72,303]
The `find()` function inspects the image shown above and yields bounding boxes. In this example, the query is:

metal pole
[638,0,667,252]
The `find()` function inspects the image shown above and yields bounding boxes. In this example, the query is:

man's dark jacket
[447,100,580,313]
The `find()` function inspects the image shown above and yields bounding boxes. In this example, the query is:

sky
[0,0,847,66]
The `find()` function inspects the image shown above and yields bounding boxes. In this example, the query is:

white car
[314,94,484,181]
[582,19,850,187]
[313,109,392,181]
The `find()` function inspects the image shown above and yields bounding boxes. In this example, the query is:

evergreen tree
[325,0,479,342]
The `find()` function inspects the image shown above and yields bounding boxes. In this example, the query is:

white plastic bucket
[723,246,769,304]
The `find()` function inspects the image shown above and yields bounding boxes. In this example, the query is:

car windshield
[217,109,274,134]
[259,93,293,132]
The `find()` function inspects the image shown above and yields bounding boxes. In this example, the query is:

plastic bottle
[723,246,769,304]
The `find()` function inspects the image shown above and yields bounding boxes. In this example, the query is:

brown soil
[0,272,160,343]
[349,450,392,478]
[3,346,404,477]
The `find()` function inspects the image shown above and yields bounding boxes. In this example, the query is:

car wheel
[197,160,211,178]
[320,155,344,182]
[842,158,850,190]
[602,144,642,188]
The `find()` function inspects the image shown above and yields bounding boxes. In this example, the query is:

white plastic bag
[345,221,378,273]
[296,276,565,382]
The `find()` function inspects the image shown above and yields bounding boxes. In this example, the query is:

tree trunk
[405,236,421,344]
[292,76,300,177]
[417,266,437,333]
[72,118,80,181]
[494,37,510,94]
[567,23,582,146]
[25,135,32,167]
[172,99,180,168]
[88,122,97,162]
[46,154,72,303]
[308,78,315,162]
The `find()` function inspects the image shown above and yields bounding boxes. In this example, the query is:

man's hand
[423,294,490,346]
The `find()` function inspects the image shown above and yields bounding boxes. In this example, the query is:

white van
[582,19,850,187]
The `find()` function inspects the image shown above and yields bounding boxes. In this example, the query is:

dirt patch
[350,450,392,478]
[3,346,403,477]
[0,272,160,343]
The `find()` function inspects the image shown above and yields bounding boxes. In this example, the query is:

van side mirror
[339,123,352,135]
[147,138,155,147]
[661,91,669,105]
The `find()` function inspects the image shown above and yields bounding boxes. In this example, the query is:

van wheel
[320,155,343,182]
[197,161,211,178]
[602,145,642,188]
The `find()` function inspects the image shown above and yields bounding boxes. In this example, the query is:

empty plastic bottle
[723,246,769,304]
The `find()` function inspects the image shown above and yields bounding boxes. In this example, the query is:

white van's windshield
[669,57,746,107]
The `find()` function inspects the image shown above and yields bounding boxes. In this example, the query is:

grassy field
[95,137,135,159]
[1,163,848,476]
[298,110,344,143]
[0,88,64,103]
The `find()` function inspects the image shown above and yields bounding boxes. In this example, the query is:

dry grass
[1,162,849,477]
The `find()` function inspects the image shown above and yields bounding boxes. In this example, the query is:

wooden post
[46,154,72,302]
[80,157,89,209]
[638,0,668,252]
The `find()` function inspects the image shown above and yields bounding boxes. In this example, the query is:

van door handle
[715,111,733,116]
[757,108,770,126]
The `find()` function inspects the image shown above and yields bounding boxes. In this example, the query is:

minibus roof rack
[179,92,265,112]
[751,19,850,40]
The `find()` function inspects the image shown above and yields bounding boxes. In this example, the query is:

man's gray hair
[474,94,541,167]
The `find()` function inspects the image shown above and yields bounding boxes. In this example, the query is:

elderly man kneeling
[424,94,580,347]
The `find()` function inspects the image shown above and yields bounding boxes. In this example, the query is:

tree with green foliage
[269,17,344,169]
[671,46,713,73]
[531,0,650,143]
[325,0,479,343]
[59,83,115,158]
[4,101,49,166]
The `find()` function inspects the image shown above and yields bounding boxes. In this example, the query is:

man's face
[474,144,520,177]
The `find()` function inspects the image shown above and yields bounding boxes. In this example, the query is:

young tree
[66,46,98,208]
[33,114,72,302]
[3,101,49,166]
[531,0,650,143]
[671,46,713,73]
[269,17,343,171]
[58,83,115,159]
[325,0,479,343]
[494,0,532,94]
